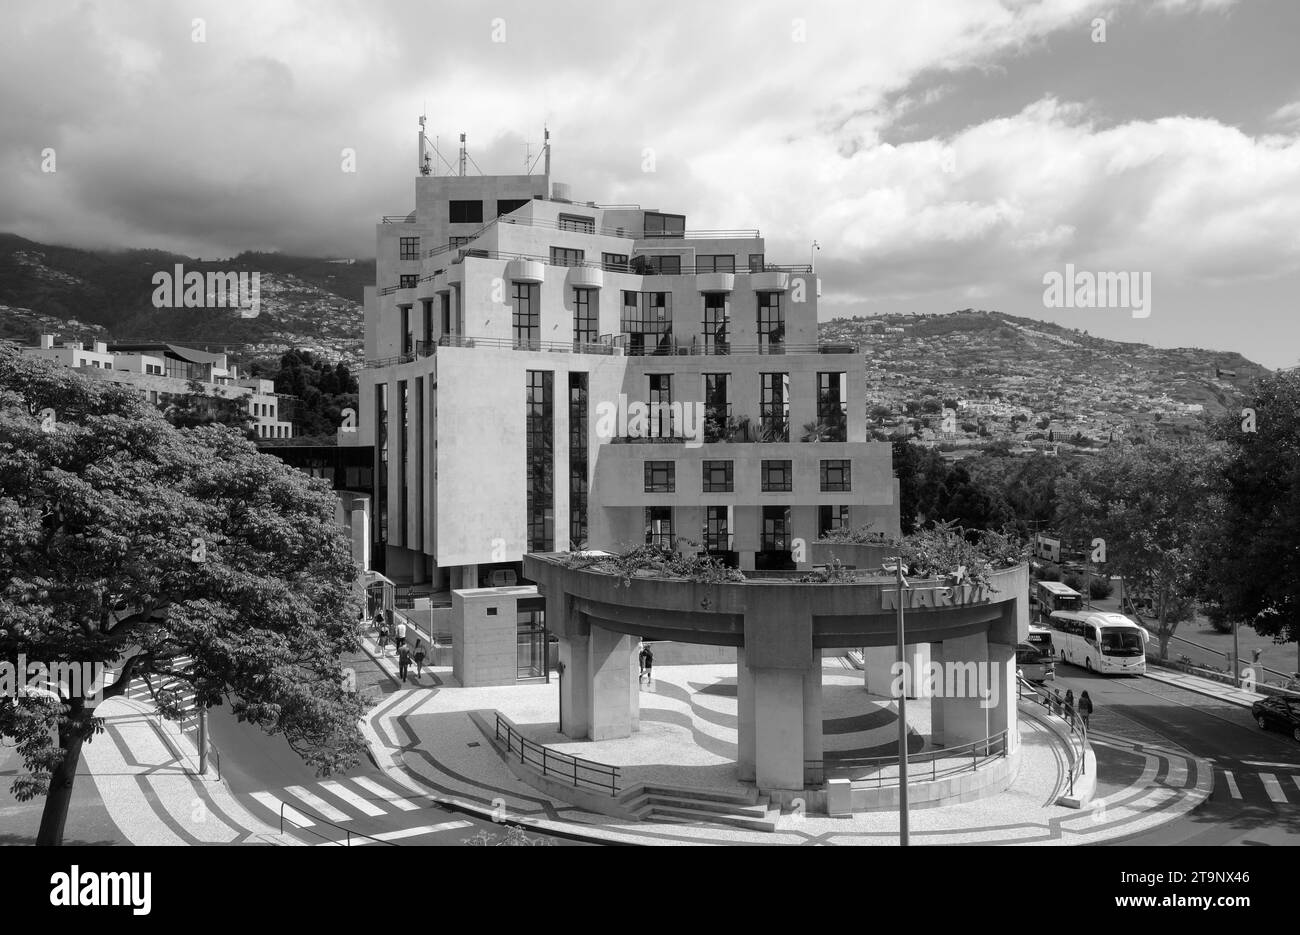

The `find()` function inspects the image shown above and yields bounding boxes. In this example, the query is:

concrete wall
[451,586,536,687]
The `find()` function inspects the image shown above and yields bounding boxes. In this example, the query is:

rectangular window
[760,372,790,442]
[645,506,674,548]
[497,198,530,217]
[569,373,588,550]
[820,459,851,492]
[526,371,554,552]
[748,253,766,272]
[550,246,585,267]
[644,460,675,493]
[621,291,673,356]
[648,374,673,438]
[702,460,734,493]
[440,292,452,335]
[762,460,793,493]
[697,255,735,274]
[602,252,629,272]
[449,235,473,250]
[703,373,729,441]
[399,275,419,289]
[400,306,412,355]
[818,505,851,538]
[757,292,784,351]
[558,214,595,234]
[512,282,540,349]
[705,505,731,552]
[449,200,483,224]
[573,289,598,347]
[421,299,434,350]
[761,505,790,552]
[816,372,848,441]
[644,211,685,238]
[703,293,728,354]
[399,237,420,260]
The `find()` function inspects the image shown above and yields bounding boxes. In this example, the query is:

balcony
[506,259,545,283]
[697,272,735,293]
[750,271,791,292]
[567,265,604,289]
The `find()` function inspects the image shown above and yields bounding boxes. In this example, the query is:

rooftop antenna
[418,113,432,176]
[544,125,551,177]
[458,132,467,177]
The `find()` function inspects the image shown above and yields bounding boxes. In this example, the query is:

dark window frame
[820,459,852,492]
[644,460,676,493]
[702,459,734,493]
[761,459,793,493]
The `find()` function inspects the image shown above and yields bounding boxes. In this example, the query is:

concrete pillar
[930,641,946,746]
[558,633,590,739]
[462,564,478,589]
[629,640,641,732]
[587,625,636,740]
[736,647,755,782]
[863,643,927,697]
[939,632,990,748]
[803,664,822,779]
[752,667,805,791]
[987,641,1017,754]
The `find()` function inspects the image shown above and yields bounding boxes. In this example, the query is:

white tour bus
[1046,610,1148,675]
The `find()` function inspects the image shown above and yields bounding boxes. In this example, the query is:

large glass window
[550,246,584,267]
[645,506,673,548]
[449,200,483,224]
[440,292,452,335]
[757,292,784,352]
[399,236,420,260]
[761,506,790,552]
[818,505,850,538]
[698,255,736,273]
[644,211,685,238]
[761,460,793,492]
[648,374,673,438]
[621,291,673,356]
[569,373,588,550]
[704,373,729,442]
[748,253,765,272]
[705,505,731,552]
[399,275,419,290]
[573,289,598,347]
[497,198,530,217]
[526,371,554,552]
[703,293,729,354]
[817,372,848,441]
[644,460,675,493]
[760,372,790,442]
[702,460,733,493]
[820,459,851,492]
[512,282,540,349]
[558,214,595,233]
[643,254,681,275]
[602,252,628,272]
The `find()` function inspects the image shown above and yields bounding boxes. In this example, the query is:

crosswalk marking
[284,785,351,823]
[349,776,420,811]
[1293,776,1300,796]
[314,821,473,846]
[320,779,387,817]
[1259,773,1288,804]
[1224,771,1242,799]
[250,792,315,828]
[1242,760,1300,769]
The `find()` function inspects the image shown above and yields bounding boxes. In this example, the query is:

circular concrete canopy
[524,555,1029,652]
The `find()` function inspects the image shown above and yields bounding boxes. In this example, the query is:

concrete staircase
[619,783,779,832]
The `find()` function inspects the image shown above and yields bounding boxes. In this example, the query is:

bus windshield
[1054,594,1082,612]
[1100,628,1144,657]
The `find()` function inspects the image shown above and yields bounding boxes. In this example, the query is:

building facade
[359,137,901,593]
[20,336,295,439]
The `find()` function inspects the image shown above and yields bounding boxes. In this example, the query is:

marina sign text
[881,584,992,610]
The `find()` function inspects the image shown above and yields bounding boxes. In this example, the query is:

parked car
[1251,695,1300,742]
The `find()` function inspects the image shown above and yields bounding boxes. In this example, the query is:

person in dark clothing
[1078,690,1094,728]
[413,641,426,679]
[398,645,411,683]
[640,645,654,683]
[1053,688,1063,715]
[1064,688,1075,717]
[375,613,387,650]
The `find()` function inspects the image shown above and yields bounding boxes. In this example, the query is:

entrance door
[517,609,546,680]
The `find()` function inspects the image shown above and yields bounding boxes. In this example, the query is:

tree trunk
[36,708,91,846]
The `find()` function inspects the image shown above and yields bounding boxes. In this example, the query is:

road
[1046,665,1300,846]
[205,649,586,846]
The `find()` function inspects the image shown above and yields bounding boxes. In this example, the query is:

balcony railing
[380,215,416,224]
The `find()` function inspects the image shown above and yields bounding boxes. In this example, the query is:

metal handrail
[380,215,416,224]
[1016,675,1088,796]
[494,713,620,794]
[278,800,400,846]
[804,729,1009,787]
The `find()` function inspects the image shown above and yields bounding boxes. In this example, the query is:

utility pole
[889,557,910,846]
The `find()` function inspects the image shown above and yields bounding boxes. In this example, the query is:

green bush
[1089,576,1114,599]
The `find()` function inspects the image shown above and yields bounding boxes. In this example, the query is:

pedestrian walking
[637,642,648,680]
[1064,688,1076,723]
[393,618,407,653]
[640,644,654,684]
[1053,688,1063,715]
[398,645,411,683]
[413,641,426,679]
[1078,690,1094,729]
[374,613,387,650]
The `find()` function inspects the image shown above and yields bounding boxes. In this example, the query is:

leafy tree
[163,379,255,435]
[868,404,892,424]
[0,349,366,845]
[1054,441,1222,659]
[1204,370,1300,648]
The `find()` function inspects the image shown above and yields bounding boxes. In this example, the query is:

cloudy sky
[3,0,1298,367]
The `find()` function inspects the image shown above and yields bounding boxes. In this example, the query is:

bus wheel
[1085,658,1093,673]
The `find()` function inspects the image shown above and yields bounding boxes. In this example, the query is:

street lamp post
[888,557,910,846]
[811,240,820,272]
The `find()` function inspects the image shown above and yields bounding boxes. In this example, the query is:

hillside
[820,309,1270,446]
[0,235,373,368]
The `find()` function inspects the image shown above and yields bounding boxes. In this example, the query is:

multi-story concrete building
[359,133,900,594]
[20,336,295,439]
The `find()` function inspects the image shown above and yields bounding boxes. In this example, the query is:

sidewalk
[1142,666,1266,708]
